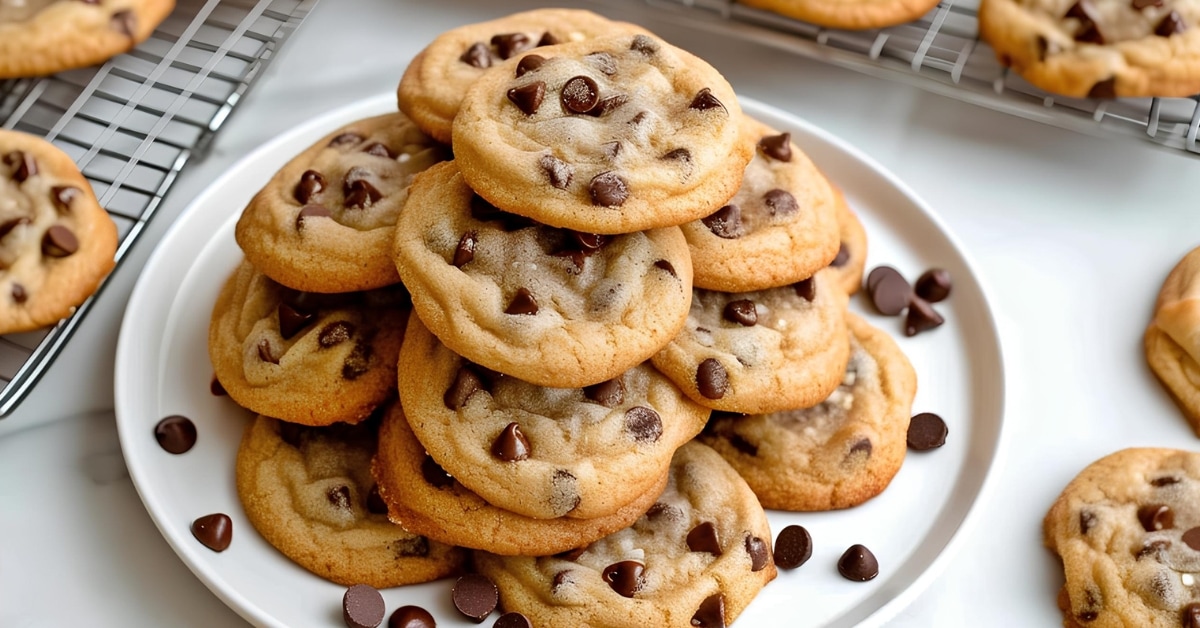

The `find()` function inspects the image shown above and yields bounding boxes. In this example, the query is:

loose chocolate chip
[589,171,628,207]
[763,189,798,215]
[723,299,758,326]
[702,204,743,239]
[1088,77,1117,99]
[1156,11,1187,37]
[277,303,315,339]
[602,561,644,598]
[624,407,663,442]
[191,513,232,552]
[837,544,879,581]
[0,217,29,239]
[492,422,531,462]
[691,593,726,628]
[745,535,769,572]
[445,366,484,410]
[537,31,559,46]
[585,378,625,407]
[758,132,793,161]
[507,82,546,115]
[10,283,26,304]
[1183,603,1200,628]
[687,521,723,556]
[494,612,532,628]
[587,94,629,117]
[363,143,394,159]
[366,485,388,515]
[294,169,325,203]
[1182,527,1200,550]
[345,180,382,210]
[793,277,816,302]
[1079,510,1098,534]
[154,415,197,454]
[296,204,331,229]
[453,231,476,267]
[516,54,546,77]
[907,412,948,450]
[387,605,434,628]
[585,51,617,75]
[832,243,850,267]
[42,225,78,257]
[257,338,279,364]
[867,266,911,315]
[696,358,729,400]
[774,525,813,569]
[343,584,385,628]
[4,151,36,182]
[421,455,455,488]
[329,132,364,148]
[561,76,601,114]
[327,485,352,510]
[849,438,873,459]
[317,321,354,348]
[110,10,136,37]
[452,574,498,622]
[654,259,677,277]
[51,186,80,212]
[1152,476,1181,487]
[460,42,492,68]
[492,32,532,59]
[1138,504,1175,531]
[690,88,726,112]
[905,297,945,337]
[505,287,538,315]
[914,268,952,302]
[539,154,573,189]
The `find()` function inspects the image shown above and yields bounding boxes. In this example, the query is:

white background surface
[0,0,1198,626]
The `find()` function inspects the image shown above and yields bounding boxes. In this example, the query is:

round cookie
[452,33,752,235]
[474,441,777,628]
[1043,448,1200,627]
[737,0,942,30]
[651,271,851,414]
[396,8,650,143]
[680,116,840,293]
[397,315,710,520]
[979,0,1200,98]
[828,183,868,296]
[1145,245,1200,436]
[209,259,408,426]
[0,0,175,79]
[699,313,917,511]
[235,112,448,293]
[0,129,117,333]
[235,414,466,588]
[393,161,693,389]
[371,401,670,556]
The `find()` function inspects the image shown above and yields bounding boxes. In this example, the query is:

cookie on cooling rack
[0,0,176,79]
[0,129,118,333]
[737,0,943,31]
[1145,245,1200,436]
[979,0,1200,98]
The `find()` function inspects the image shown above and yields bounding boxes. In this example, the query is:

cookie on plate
[1145,245,1200,436]
[828,184,868,295]
[397,315,710,520]
[452,33,752,234]
[651,271,851,414]
[396,8,650,143]
[0,129,118,333]
[474,441,777,628]
[372,401,669,556]
[700,313,916,511]
[0,0,175,79]
[1044,447,1200,627]
[209,259,408,426]
[393,161,693,389]
[236,414,466,588]
[979,0,1200,98]
[737,0,942,31]
[235,112,448,293]
[680,116,840,293]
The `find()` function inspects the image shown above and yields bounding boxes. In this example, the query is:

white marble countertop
[2,0,1199,626]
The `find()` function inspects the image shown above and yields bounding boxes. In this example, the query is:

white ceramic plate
[114,94,1006,628]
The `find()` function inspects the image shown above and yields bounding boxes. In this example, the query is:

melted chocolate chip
[602,561,644,597]
[905,297,945,337]
[492,32,532,59]
[832,242,850,267]
[561,76,601,114]
[696,358,729,400]
[723,299,758,326]
[662,148,691,164]
[191,513,232,552]
[550,569,574,593]
[294,169,325,204]
[452,231,476,267]
[537,31,559,46]
[1080,509,1098,534]
[914,268,952,302]
[907,412,948,450]
[0,217,29,239]
[318,321,355,347]
[838,544,879,581]
[540,154,573,189]
[388,605,435,628]
[343,584,385,628]
[692,594,726,628]
[702,204,743,239]
[758,132,793,161]
[1183,603,1200,628]
[515,54,546,78]
[11,283,26,304]
[849,438,873,459]
[505,287,538,315]
[587,94,629,117]
[1137,538,1171,561]
[295,204,331,229]
[277,303,315,339]
[460,42,492,68]
[445,366,484,410]
[42,225,78,257]
[745,535,769,571]
[867,266,911,315]
[154,415,197,454]
[110,10,137,37]
[256,338,278,364]
[366,485,388,515]
[421,455,455,488]
[1156,11,1187,37]
[1182,527,1200,551]
[4,151,36,182]
[654,259,677,277]
[794,277,816,302]
[363,143,394,159]
[453,574,498,622]
[624,406,663,442]
[690,88,726,112]
[494,612,533,628]
[508,82,546,115]
[774,524,813,569]
[763,189,798,215]
[585,378,625,407]
[1152,476,1181,487]
[328,132,364,148]
[589,171,628,207]
[630,34,659,54]
[729,432,758,456]
[51,186,80,212]
[687,521,723,555]
[1088,77,1117,99]
[327,485,352,510]
[1138,504,1175,531]
[584,51,617,75]
[1066,0,1104,43]
[345,179,382,210]
[492,422,531,461]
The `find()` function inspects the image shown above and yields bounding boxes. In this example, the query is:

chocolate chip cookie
[396,8,650,143]
[979,0,1200,98]
[235,414,466,588]
[651,271,851,414]
[0,129,117,333]
[474,441,777,628]
[0,0,175,79]
[372,400,669,556]
[1145,245,1200,436]
[699,313,917,511]
[829,184,868,295]
[738,0,943,30]
[396,315,710,520]
[235,112,448,293]
[393,161,693,389]
[452,33,752,235]
[680,116,841,293]
[1044,447,1200,626]
[208,259,408,426]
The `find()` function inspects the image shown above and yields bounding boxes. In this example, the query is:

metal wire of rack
[634,0,1200,156]
[0,0,318,417]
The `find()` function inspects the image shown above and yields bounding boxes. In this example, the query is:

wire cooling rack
[633,0,1200,156]
[0,0,317,417]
